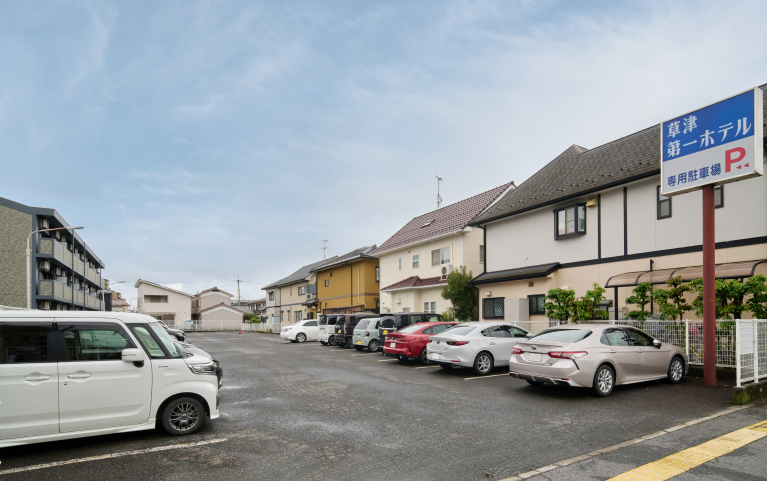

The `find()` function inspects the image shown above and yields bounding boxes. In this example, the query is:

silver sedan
[508,324,689,396]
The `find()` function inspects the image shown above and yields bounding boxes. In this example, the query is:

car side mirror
[653,339,662,349]
[122,348,144,367]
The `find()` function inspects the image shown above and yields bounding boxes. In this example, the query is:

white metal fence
[513,319,767,388]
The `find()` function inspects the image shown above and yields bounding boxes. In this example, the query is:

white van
[0,311,220,448]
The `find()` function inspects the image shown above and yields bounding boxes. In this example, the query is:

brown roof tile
[381,275,447,292]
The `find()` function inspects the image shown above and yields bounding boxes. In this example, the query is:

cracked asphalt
[0,331,741,480]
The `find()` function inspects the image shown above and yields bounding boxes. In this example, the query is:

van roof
[0,311,161,324]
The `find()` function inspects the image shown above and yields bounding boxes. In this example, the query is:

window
[625,329,654,346]
[554,204,586,238]
[482,326,507,338]
[0,322,52,363]
[144,295,168,303]
[422,326,435,334]
[657,186,672,219]
[479,245,485,263]
[413,255,419,269]
[148,323,182,357]
[380,318,395,329]
[411,316,423,324]
[298,286,306,296]
[268,291,274,301]
[431,247,450,266]
[482,298,504,319]
[289,288,292,296]
[398,258,402,271]
[325,279,329,287]
[603,329,630,346]
[531,329,592,343]
[357,320,370,330]
[423,301,436,313]
[430,324,451,335]
[295,311,302,322]
[402,308,410,313]
[59,324,135,361]
[715,185,724,208]
[130,326,165,358]
[505,325,529,338]
[304,320,317,327]
[528,295,546,315]
[375,267,380,282]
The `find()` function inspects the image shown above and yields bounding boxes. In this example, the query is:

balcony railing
[38,238,71,268]
[37,280,102,310]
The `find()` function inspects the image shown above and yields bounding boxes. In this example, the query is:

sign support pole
[702,184,716,386]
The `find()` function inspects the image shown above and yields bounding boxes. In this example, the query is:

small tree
[744,275,767,319]
[690,277,767,320]
[441,266,477,322]
[441,310,456,323]
[654,276,692,321]
[544,288,575,324]
[625,282,653,321]
[571,284,608,322]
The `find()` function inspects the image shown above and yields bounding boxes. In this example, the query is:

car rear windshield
[397,324,422,334]
[530,329,592,343]
[356,320,370,329]
[439,325,476,337]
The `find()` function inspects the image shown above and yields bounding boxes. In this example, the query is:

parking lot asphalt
[0,332,750,481]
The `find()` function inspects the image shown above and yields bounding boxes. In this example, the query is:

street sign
[661,87,763,197]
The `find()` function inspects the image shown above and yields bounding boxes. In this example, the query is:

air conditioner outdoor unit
[306,294,313,299]
[38,300,51,310]
[38,218,49,229]
[440,264,454,280]
[38,259,50,271]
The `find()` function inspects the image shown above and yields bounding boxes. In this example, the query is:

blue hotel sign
[661,87,763,196]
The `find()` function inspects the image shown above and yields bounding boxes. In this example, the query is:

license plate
[389,343,396,348]
[356,341,361,345]
[383,330,388,335]
[430,353,441,359]
[528,353,542,362]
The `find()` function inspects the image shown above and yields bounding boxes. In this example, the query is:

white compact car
[0,311,220,448]
[427,322,530,375]
[280,319,320,343]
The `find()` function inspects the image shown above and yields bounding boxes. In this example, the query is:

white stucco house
[134,279,193,329]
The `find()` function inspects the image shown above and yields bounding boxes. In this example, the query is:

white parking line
[352,353,378,356]
[377,359,398,362]
[463,373,508,380]
[415,365,441,369]
[0,438,228,475]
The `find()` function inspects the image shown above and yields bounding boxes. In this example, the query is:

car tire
[328,336,336,346]
[355,345,364,351]
[593,364,615,397]
[472,351,494,375]
[668,356,684,384]
[439,363,453,370]
[296,333,307,343]
[368,340,379,352]
[346,338,354,349]
[526,380,544,386]
[161,397,205,436]
[419,348,430,365]
[397,354,406,362]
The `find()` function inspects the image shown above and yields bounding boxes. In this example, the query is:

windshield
[439,325,476,337]
[148,323,182,358]
[356,320,370,330]
[397,324,423,334]
[530,329,592,343]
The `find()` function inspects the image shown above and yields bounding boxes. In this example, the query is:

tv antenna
[435,175,443,209]
[321,240,328,258]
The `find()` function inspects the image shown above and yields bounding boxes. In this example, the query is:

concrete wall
[0,205,33,308]
[199,291,231,310]
[137,284,192,329]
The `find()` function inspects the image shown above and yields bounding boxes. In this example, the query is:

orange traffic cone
[238,328,241,334]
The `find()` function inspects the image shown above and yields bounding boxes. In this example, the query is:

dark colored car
[383,321,458,363]
[319,315,341,346]
[159,320,185,342]
[335,313,379,348]
[378,312,443,355]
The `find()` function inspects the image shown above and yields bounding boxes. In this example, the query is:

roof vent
[421,219,435,227]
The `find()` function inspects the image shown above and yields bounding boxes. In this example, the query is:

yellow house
[312,246,380,314]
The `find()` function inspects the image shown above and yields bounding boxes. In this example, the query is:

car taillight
[446,341,469,346]
[511,347,523,355]
[548,351,588,359]
[365,331,369,336]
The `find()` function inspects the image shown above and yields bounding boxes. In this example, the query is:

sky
[1,0,766,305]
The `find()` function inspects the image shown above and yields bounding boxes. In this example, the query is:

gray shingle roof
[309,246,377,272]
[472,84,767,226]
[262,256,339,290]
[472,263,560,285]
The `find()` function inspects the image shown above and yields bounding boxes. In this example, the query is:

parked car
[335,313,379,348]
[174,340,223,387]
[280,319,320,343]
[351,318,382,352]
[158,319,185,342]
[0,311,220,448]
[377,312,443,355]
[383,321,458,363]
[318,315,340,346]
[427,322,530,375]
[508,325,689,397]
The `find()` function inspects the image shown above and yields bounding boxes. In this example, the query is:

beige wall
[137,284,192,329]
[200,306,243,322]
[199,291,231,310]
[280,278,314,321]
[384,286,450,315]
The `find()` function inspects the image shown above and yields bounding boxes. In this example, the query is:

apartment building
[0,196,105,311]
[470,83,767,329]
[371,183,514,315]
[313,246,380,315]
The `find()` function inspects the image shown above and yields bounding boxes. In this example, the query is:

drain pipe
[357,266,366,311]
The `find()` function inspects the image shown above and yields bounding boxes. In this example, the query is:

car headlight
[187,361,217,375]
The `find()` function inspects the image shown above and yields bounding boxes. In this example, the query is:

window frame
[0,322,55,364]
[325,279,329,287]
[398,258,402,271]
[528,294,546,315]
[479,245,485,264]
[554,203,587,239]
[482,298,505,320]
[714,185,724,209]
[657,186,672,220]
[56,322,137,362]
[412,254,419,269]
[431,247,451,267]
[375,267,380,282]
[298,286,306,296]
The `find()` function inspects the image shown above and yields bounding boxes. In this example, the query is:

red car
[383,321,458,364]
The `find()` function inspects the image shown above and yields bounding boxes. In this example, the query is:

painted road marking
[415,365,441,369]
[463,373,508,380]
[608,420,767,481]
[0,438,228,475]
[352,353,378,356]
[377,359,398,362]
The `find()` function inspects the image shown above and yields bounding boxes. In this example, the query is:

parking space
[0,332,742,480]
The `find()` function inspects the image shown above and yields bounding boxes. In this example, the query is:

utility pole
[435,175,443,209]
[236,276,241,304]
[321,240,328,259]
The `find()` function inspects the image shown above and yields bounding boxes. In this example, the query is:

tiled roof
[263,256,339,290]
[230,304,253,314]
[471,263,560,285]
[381,275,447,292]
[371,182,514,256]
[134,279,194,297]
[472,83,767,226]
[196,286,234,297]
[309,246,377,272]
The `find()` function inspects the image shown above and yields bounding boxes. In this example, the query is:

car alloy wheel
[296,333,306,343]
[419,348,430,365]
[593,365,615,397]
[668,357,684,383]
[473,352,493,375]
[328,336,336,346]
[161,397,204,435]
[368,340,379,352]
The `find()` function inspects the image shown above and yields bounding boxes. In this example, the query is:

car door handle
[24,375,51,382]
[637,349,644,353]
[607,349,617,353]
[489,342,496,345]
[67,373,91,379]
